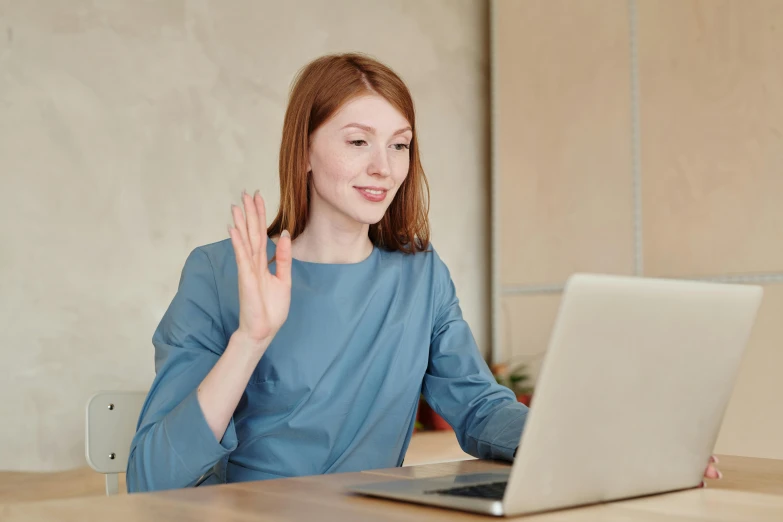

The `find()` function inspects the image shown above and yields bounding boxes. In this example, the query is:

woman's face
[307,94,412,227]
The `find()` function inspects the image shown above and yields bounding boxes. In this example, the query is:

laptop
[348,273,763,517]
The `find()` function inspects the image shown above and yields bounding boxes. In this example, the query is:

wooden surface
[3,452,783,521]
[706,455,783,496]
[0,467,127,504]
[495,0,634,288]
[0,430,466,505]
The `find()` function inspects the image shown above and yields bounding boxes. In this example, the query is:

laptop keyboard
[426,480,508,500]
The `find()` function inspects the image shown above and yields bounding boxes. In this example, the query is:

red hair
[267,53,430,253]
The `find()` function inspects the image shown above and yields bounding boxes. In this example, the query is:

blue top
[127,239,528,492]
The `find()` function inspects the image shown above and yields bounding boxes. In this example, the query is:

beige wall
[0,1,490,471]
[494,0,783,459]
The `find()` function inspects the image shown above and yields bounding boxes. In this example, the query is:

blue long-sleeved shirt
[127,238,528,492]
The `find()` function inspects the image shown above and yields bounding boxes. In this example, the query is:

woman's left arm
[422,251,527,462]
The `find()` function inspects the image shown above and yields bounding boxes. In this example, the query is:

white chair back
[85,391,146,495]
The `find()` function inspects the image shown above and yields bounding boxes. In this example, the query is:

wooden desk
[2,456,783,521]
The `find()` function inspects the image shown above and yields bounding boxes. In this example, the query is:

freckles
[336,151,354,170]
[317,152,350,182]
[332,153,361,181]
[391,156,410,179]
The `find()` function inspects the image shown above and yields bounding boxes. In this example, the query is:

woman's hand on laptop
[701,455,722,487]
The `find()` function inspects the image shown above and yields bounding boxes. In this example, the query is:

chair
[85,391,146,495]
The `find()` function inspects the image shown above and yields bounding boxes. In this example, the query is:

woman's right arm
[127,192,292,493]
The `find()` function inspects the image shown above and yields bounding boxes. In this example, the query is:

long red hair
[267,53,430,253]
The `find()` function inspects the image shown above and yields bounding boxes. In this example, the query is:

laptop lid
[504,273,762,516]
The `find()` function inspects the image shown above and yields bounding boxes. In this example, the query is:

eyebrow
[341,123,413,136]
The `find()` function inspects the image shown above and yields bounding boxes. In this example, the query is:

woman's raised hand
[228,191,293,349]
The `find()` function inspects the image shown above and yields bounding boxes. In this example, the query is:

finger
[704,463,721,480]
[232,203,251,257]
[710,455,719,465]
[228,225,252,277]
[244,190,261,261]
[254,191,268,268]
[275,230,292,287]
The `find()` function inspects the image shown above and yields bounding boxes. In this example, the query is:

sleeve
[126,247,239,493]
[421,250,529,462]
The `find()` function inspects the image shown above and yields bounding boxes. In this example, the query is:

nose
[369,146,391,178]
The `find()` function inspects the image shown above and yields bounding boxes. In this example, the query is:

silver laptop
[348,273,763,517]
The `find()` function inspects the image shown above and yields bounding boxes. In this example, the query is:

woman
[126,53,720,492]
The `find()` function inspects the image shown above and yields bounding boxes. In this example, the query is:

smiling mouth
[355,187,389,202]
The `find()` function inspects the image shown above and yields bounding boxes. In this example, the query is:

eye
[392,143,410,151]
[349,140,368,147]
